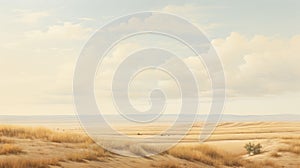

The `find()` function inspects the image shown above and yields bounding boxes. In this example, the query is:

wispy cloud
[159,4,223,35]
[25,22,93,40]
[78,17,95,22]
[14,9,49,24]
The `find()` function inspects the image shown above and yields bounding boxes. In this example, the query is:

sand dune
[0,122,299,168]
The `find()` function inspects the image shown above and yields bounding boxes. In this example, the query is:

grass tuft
[0,144,23,155]
[0,157,60,168]
[167,144,243,167]
[66,151,99,162]
[152,160,181,168]
[278,140,300,155]
[270,152,281,157]
[0,125,93,144]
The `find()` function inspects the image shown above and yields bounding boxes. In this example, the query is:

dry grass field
[0,122,299,168]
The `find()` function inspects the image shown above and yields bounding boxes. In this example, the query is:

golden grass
[167,145,282,168]
[66,151,99,162]
[167,144,243,167]
[270,152,281,158]
[0,125,110,167]
[243,160,280,168]
[90,144,108,157]
[278,139,300,155]
[281,136,300,140]
[48,132,92,144]
[0,125,93,144]
[152,160,181,168]
[66,144,108,162]
[0,157,60,168]
[278,146,300,155]
[0,144,23,155]
[0,123,297,167]
[0,138,13,144]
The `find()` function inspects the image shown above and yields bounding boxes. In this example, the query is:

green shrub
[244,142,262,155]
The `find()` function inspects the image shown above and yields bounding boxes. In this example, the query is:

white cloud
[160,4,221,34]
[161,4,206,19]
[213,32,300,96]
[163,4,197,13]
[25,22,93,40]
[78,17,95,22]
[14,10,49,24]
[94,41,211,101]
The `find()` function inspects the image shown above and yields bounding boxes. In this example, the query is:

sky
[0,0,300,116]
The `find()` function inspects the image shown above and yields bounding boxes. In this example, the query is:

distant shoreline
[0,114,299,122]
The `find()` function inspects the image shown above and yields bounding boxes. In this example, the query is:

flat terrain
[0,122,299,168]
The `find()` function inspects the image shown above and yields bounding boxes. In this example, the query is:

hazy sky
[0,0,300,116]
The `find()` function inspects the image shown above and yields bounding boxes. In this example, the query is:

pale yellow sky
[0,1,300,116]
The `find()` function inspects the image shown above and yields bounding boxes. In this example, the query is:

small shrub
[244,142,262,155]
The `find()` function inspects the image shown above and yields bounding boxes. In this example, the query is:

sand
[0,122,299,168]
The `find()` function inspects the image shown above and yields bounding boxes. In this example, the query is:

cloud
[14,10,49,24]
[94,40,211,102]
[161,4,220,18]
[162,4,203,16]
[213,32,300,96]
[96,31,300,100]
[25,22,93,40]
[78,17,95,22]
[160,4,221,34]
